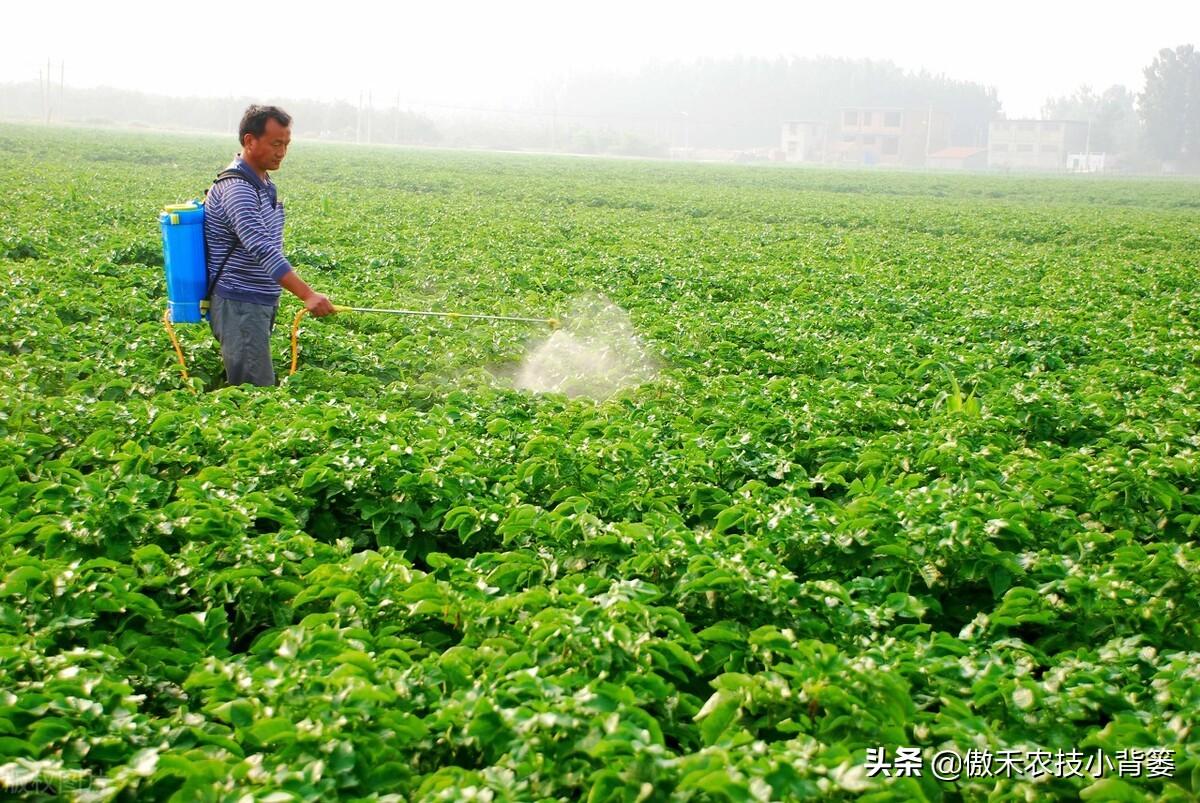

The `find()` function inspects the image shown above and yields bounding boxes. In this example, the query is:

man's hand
[305,292,335,317]
[280,271,335,315]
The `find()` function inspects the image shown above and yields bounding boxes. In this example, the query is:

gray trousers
[209,294,279,386]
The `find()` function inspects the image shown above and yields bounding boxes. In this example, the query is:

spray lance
[289,304,561,375]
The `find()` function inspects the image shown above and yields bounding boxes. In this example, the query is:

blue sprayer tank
[159,201,207,323]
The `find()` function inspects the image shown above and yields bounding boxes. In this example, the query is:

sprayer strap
[204,250,237,305]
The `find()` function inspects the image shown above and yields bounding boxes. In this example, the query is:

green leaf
[247,717,296,746]
[694,690,740,745]
[28,717,73,748]
[214,699,256,728]
[1,566,44,596]
[714,504,751,534]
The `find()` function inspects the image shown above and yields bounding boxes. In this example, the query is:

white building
[781,120,829,163]
[989,120,1089,170]
[1067,152,1111,173]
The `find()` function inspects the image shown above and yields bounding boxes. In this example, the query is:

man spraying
[204,105,335,386]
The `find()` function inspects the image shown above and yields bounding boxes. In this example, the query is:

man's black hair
[239,105,292,143]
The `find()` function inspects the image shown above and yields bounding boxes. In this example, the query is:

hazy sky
[4,1,1196,118]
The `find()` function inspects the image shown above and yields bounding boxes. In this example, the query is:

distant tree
[1138,45,1200,165]
[1042,84,1140,154]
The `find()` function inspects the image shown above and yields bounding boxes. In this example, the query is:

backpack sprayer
[157,199,208,389]
[158,190,559,391]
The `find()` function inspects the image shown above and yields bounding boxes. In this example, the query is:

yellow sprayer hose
[163,308,196,393]
[289,308,309,376]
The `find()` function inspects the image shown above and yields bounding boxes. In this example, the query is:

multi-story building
[827,107,950,167]
[988,120,1089,170]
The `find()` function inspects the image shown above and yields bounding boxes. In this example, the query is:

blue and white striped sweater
[203,158,293,305]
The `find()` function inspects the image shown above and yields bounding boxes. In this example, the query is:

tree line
[0,84,440,146]
[1043,45,1199,169]
[1,47,1197,167]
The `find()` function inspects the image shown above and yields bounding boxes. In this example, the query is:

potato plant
[0,124,1197,801]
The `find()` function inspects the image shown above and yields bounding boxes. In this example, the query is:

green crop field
[1,123,1198,801]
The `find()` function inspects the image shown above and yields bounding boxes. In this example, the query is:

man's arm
[223,182,335,316]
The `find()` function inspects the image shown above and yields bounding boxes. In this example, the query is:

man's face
[242,117,291,172]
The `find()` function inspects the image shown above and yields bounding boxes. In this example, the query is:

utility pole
[42,58,51,124]
[1084,118,1092,173]
[551,97,558,152]
[367,90,373,144]
[924,104,933,162]
[394,93,400,144]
